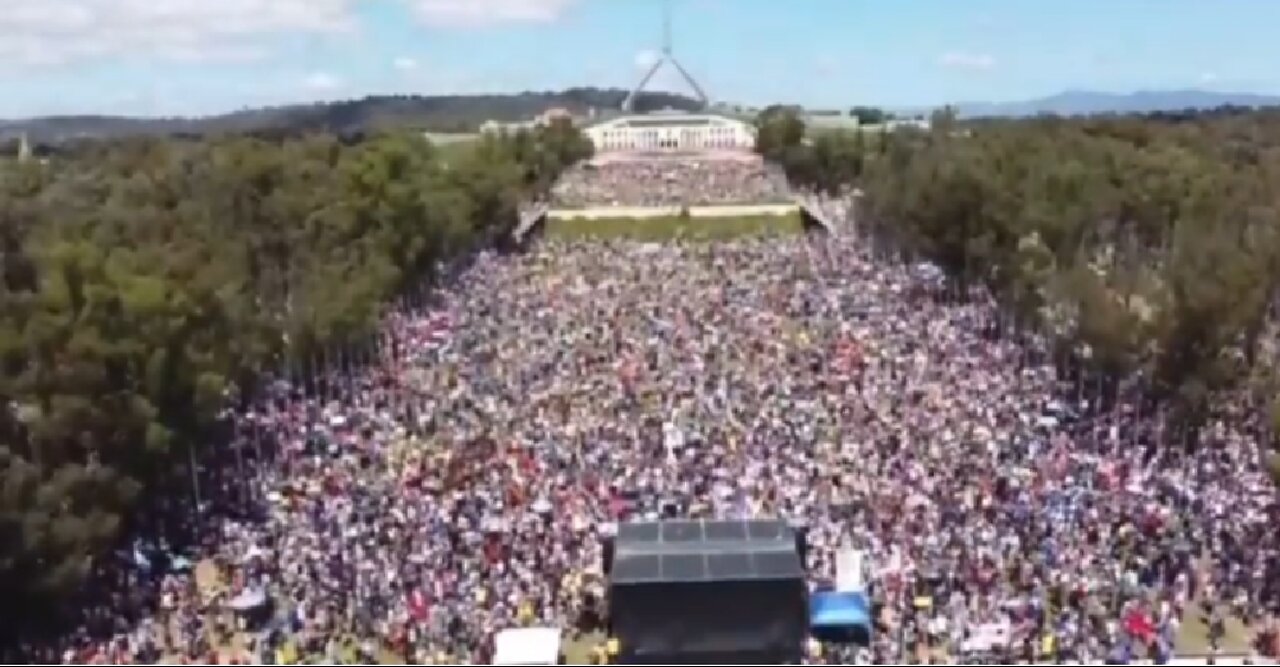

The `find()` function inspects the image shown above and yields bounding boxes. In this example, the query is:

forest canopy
[0,121,591,628]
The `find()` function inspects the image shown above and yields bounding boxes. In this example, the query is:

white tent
[493,627,563,666]
[835,547,866,594]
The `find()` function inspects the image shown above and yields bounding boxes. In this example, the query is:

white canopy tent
[835,547,866,594]
[493,627,563,666]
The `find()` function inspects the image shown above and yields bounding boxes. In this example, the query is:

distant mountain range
[949,89,1280,118]
[0,87,704,144]
[4,87,1280,145]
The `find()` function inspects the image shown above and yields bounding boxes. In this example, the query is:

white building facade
[584,113,756,154]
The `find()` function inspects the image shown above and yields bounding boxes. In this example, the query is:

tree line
[757,105,1280,482]
[1,88,706,144]
[0,121,592,630]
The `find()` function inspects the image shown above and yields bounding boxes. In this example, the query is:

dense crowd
[22,227,1280,665]
[551,158,793,208]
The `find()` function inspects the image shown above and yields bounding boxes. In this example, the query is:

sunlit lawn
[545,212,805,242]
[426,134,480,163]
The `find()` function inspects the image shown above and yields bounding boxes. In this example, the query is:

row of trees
[758,106,1280,476]
[0,122,591,629]
[5,88,706,144]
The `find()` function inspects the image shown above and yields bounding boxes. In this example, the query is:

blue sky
[1,0,1278,118]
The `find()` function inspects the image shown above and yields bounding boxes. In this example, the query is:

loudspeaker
[789,519,809,570]
[602,535,616,576]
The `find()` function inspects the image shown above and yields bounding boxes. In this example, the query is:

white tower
[17,133,32,162]
[621,1,710,113]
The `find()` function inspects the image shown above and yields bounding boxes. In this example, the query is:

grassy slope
[430,136,480,163]
[545,212,805,241]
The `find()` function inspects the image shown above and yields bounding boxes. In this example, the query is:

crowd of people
[16,192,1280,665]
[551,157,793,208]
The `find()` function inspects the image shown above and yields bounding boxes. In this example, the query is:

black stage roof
[610,519,803,584]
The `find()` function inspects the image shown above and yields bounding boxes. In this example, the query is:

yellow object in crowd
[913,595,933,609]
[606,637,620,656]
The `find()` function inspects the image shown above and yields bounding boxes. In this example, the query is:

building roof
[805,114,862,130]
[588,112,750,130]
[610,519,803,584]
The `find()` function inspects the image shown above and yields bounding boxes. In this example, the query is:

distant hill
[11,87,1277,144]
[951,89,1280,118]
[0,88,704,143]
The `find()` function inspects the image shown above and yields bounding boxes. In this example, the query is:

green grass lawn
[429,135,480,162]
[423,132,480,146]
[545,212,805,242]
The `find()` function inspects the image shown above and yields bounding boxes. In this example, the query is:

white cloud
[1199,71,1219,83]
[938,51,996,71]
[406,0,577,27]
[0,0,584,69]
[393,56,420,72]
[303,71,342,91]
[0,0,358,68]
[634,49,660,71]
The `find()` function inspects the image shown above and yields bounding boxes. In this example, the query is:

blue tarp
[809,591,871,629]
